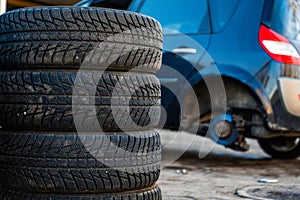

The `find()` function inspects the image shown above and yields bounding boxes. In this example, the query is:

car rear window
[270,0,300,40]
[138,0,210,35]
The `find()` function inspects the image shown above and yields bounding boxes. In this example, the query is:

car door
[133,0,211,113]
[130,0,212,126]
[135,0,211,80]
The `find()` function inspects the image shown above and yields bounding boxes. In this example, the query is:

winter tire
[0,131,161,193]
[0,7,162,73]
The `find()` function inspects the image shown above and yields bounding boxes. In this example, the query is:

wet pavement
[157,130,300,200]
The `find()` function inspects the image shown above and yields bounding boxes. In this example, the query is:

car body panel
[278,77,300,117]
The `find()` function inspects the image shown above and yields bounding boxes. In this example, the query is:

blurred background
[4,0,78,12]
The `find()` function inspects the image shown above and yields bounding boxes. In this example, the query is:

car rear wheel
[258,137,300,159]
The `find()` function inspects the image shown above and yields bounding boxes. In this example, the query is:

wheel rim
[269,137,300,152]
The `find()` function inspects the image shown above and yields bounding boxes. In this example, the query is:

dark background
[7,0,79,11]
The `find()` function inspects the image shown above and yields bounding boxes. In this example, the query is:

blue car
[77,0,300,159]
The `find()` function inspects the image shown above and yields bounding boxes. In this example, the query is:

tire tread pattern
[0,131,161,193]
[0,184,162,200]
[0,7,162,71]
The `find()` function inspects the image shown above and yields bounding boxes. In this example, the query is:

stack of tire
[0,7,162,199]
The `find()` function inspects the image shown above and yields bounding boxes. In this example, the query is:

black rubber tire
[0,131,161,193]
[0,184,162,200]
[258,137,300,159]
[0,7,162,72]
[0,71,161,131]
[0,71,161,96]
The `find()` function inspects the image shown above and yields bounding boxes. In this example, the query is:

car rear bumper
[256,62,300,132]
[278,77,300,117]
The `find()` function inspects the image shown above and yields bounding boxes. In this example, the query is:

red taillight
[259,25,300,66]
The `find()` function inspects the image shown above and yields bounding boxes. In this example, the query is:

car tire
[0,184,162,200]
[258,137,300,159]
[0,131,161,193]
[0,7,162,73]
[0,6,163,198]
[0,71,161,131]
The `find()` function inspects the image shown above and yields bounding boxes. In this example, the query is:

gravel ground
[157,130,300,200]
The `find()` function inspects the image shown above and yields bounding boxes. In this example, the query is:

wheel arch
[188,64,274,122]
